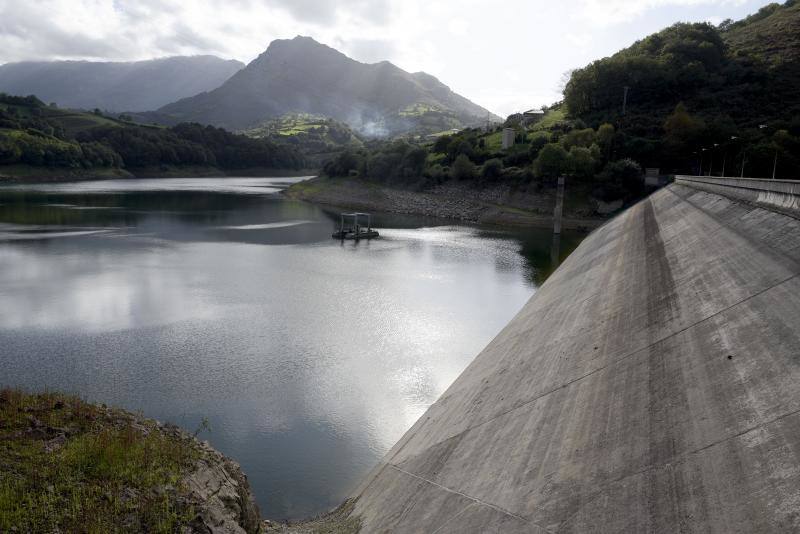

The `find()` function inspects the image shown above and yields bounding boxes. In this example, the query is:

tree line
[0,94,304,171]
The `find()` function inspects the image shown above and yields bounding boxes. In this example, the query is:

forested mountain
[150,36,499,136]
[0,56,244,112]
[0,94,302,172]
[562,0,800,175]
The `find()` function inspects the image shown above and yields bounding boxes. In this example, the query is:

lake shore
[0,165,317,183]
[285,176,608,230]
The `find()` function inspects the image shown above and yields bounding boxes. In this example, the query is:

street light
[723,137,737,177]
[759,125,778,179]
[710,143,719,176]
[700,148,708,176]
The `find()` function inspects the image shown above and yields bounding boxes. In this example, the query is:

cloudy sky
[0,0,776,116]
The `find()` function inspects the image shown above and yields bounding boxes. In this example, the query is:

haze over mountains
[144,37,500,136]
[0,56,244,112]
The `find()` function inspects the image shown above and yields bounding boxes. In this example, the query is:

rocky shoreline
[0,390,261,533]
[284,176,607,230]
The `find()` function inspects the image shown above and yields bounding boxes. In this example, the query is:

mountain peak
[155,38,499,135]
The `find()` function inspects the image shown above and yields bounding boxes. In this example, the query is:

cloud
[577,0,748,26]
[269,0,392,25]
[0,0,775,116]
[336,38,397,64]
[0,2,123,60]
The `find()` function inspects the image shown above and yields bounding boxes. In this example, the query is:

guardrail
[675,175,800,212]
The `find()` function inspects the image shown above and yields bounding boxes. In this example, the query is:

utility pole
[622,86,629,115]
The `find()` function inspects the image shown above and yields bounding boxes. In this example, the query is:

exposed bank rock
[182,437,262,534]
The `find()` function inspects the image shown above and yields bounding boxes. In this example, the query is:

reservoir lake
[0,177,581,519]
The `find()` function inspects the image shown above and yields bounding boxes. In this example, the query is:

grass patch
[530,108,566,132]
[0,389,200,533]
[483,131,503,151]
[398,103,440,117]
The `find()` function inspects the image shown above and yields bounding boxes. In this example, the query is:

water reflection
[551,232,562,270]
[0,177,584,519]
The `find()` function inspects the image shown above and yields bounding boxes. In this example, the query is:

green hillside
[721,1,800,63]
[242,113,364,167]
[561,0,800,177]
[320,1,800,209]
[0,94,304,176]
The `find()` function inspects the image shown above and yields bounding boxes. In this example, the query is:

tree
[533,143,571,178]
[529,133,549,160]
[597,158,643,199]
[451,154,476,180]
[663,102,705,150]
[569,146,597,180]
[597,123,615,155]
[403,146,428,177]
[481,158,503,180]
[447,138,473,163]
[561,128,596,150]
[432,135,451,154]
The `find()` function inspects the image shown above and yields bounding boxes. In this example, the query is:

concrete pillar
[553,176,565,235]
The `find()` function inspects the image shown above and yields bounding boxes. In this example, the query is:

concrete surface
[676,175,800,212]
[348,181,800,533]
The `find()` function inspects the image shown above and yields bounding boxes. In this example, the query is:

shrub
[533,143,571,178]
[481,158,504,180]
[451,154,476,180]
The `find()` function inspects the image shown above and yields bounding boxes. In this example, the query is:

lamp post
[699,148,708,176]
[724,136,738,178]
[709,143,719,176]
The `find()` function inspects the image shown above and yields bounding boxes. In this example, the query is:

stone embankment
[335,176,800,532]
[285,177,605,230]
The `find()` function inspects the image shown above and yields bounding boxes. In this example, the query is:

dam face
[348,179,800,533]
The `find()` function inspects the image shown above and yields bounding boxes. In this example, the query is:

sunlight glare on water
[0,177,581,519]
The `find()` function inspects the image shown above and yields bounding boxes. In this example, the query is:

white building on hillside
[502,128,515,149]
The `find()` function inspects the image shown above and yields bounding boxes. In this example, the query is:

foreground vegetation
[0,389,201,532]
[0,95,304,176]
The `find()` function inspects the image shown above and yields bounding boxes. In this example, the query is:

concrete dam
[344,177,800,532]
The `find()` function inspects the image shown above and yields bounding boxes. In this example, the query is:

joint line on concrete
[387,464,546,530]
[392,271,800,472]
[555,401,800,532]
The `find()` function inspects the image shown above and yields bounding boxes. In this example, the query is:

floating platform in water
[333,212,379,240]
[332,229,380,240]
